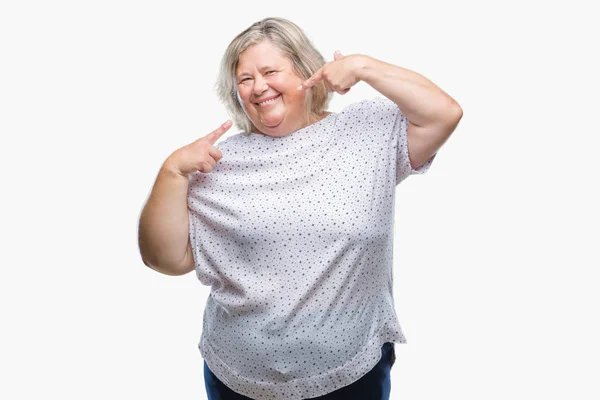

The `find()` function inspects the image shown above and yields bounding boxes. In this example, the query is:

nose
[252,76,268,96]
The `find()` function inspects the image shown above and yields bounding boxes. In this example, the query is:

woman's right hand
[164,120,233,176]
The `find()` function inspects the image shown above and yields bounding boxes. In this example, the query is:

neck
[251,112,330,137]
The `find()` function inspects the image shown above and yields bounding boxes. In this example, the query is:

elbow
[441,101,463,135]
[449,100,463,123]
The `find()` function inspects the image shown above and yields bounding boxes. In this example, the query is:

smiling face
[235,41,311,137]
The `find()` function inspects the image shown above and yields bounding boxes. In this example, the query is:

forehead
[236,41,291,75]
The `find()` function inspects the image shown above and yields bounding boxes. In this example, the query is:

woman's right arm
[138,161,194,276]
[138,120,232,276]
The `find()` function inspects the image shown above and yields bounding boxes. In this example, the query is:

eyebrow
[237,66,277,79]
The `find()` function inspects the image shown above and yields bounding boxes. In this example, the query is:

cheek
[278,80,305,103]
[236,87,248,103]
[284,89,305,106]
[273,74,302,94]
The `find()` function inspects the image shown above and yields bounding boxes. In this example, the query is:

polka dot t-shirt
[187,97,435,399]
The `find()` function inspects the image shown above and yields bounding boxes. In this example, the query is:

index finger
[298,69,323,91]
[204,120,232,144]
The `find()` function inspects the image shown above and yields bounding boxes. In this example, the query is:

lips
[254,94,281,106]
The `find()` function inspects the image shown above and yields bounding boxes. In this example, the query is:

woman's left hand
[298,51,363,95]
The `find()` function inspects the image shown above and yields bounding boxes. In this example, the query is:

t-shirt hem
[199,323,407,400]
[411,153,436,175]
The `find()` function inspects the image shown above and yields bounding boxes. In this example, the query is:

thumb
[333,50,343,60]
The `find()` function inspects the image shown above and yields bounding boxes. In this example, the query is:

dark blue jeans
[204,342,396,400]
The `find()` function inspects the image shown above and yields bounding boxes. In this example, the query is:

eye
[240,77,251,83]
[266,70,276,75]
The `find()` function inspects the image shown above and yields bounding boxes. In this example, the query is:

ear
[334,50,343,60]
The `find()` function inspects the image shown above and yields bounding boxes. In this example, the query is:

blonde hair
[215,17,332,134]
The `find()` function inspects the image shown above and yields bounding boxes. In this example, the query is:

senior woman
[138,17,462,400]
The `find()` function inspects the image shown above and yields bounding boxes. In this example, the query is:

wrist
[161,159,188,180]
[353,54,375,82]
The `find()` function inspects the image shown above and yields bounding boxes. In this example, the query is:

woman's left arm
[356,55,463,170]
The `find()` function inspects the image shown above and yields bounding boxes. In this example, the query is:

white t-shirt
[187,97,435,399]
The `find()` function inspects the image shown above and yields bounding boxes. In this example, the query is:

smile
[255,94,281,107]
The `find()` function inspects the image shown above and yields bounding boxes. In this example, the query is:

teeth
[258,96,279,106]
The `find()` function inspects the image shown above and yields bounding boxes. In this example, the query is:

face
[235,41,309,137]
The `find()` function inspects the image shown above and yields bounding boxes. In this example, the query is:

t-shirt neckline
[250,112,336,140]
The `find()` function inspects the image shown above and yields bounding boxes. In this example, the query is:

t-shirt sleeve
[368,97,436,185]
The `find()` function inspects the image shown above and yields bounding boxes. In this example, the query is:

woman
[138,17,462,400]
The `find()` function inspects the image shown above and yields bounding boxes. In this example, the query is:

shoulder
[338,97,398,118]
[214,131,249,149]
[334,97,401,131]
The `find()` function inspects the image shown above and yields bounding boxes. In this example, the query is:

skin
[141,42,462,276]
[237,42,462,169]
[235,41,330,138]
[299,51,463,170]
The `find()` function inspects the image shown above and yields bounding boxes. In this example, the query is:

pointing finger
[204,120,232,145]
[298,69,323,91]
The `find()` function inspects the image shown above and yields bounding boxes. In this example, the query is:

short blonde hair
[215,17,332,134]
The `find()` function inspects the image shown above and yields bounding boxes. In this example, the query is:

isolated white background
[1,0,598,399]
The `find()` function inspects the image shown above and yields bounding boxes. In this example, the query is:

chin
[253,113,286,131]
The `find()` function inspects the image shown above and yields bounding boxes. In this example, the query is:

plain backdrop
[1,0,598,399]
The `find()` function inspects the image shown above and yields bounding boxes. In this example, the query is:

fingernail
[297,85,303,90]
